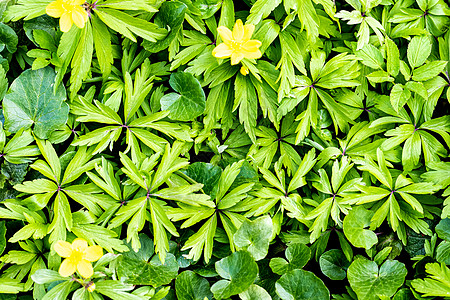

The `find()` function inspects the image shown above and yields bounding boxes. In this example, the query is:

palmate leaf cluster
[0,0,449,299]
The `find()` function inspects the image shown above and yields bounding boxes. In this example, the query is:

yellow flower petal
[77,259,94,278]
[217,26,233,44]
[59,12,73,32]
[59,258,77,277]
[212,43,233,58]
[71,7,88,29]
[72,238,88,251]
[242,40,262,52]
[242,49,262,59]
[231,52,245,65]
[72,0,85,5]
[54,240,72,258]
[46,1,64,18]
[83,245,103,262]
[243,24,255,41]
[232,19,245,42]
[240,65,249,76]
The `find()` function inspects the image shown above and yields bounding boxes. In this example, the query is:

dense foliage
[0,0,450,299]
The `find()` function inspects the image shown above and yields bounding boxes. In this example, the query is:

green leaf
[347,258,407,300]
[270,243,311,275]
[95,8,167,43]
[343,206,378,249]
[0,221,5,256]
[390,84,410,113]
[234,73,258,143]
[239,284,271,300]
[31,269,68,284]
[211,251,259,299]
[412,60,448,81]
[247,0,282,25]
[356,44,384,69]
[386,37,400,76]
[407,35,432,68]
[0,278,24,294]
[143,1,187,53]
[183,162,222,197]
[234,215,273,260]
[275,269,330,300]
[436,218,450,241]
[175,271,212,300]
[319,249,350,280]
[91,14,113,79]
[160,72,206,121]
[3,67,69,139]
[0,23,18,53]
[42,281,73,300]
[117,252,179,287]
[411,263,450,298]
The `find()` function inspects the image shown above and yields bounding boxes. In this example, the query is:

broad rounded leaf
[211,251,258,299]
[183,162,222,196]
[435,218,450,241]
[117,253,179,287]
[319,249,350,280]
[160,72,206,121]
[0,22,18,53]
[275,269,330,300]
[270,243,311,275]
[347,258,407,300]
[234,215,273,260]
[343,206,378,249]
[239,284,271,300]
[3,67,69,139]
[175,271,212,300]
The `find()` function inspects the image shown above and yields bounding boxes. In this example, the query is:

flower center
[230,40,242,51]
[70,248,84,262]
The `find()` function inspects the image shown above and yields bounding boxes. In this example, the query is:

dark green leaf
[161,72,206,121]
[175,271,212,300]
[3,67,69,139]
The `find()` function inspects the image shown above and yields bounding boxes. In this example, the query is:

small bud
[87,282,96,292]
[240,65,249,76]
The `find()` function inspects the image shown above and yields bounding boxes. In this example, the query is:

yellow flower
[212,19,262,65]
[46,0,88,33]
[54,238,103,278]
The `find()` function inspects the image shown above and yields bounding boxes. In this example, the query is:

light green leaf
[343,206,378,249]
[275,269,330,300]
[411,263,450,298]
[239,284,271,300]
[412,60,448,82]
[347,258,407,300]
[117,252,179,287]
[234,215,273,260]
[211,251,259,299]
[407,35,432,68]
